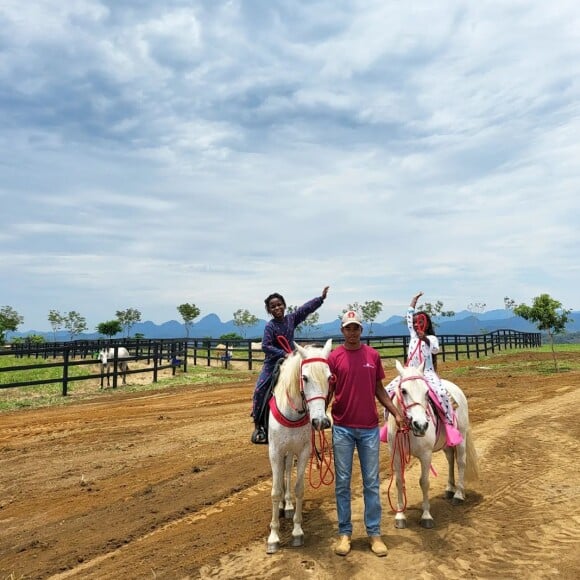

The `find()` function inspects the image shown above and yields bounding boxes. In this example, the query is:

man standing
[328,310,404,557]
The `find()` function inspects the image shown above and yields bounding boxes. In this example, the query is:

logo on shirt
[363,362,375,369]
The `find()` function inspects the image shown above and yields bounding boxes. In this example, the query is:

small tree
[361,300,383,335]
[340,300,383,335]
[48,309,65,342]
[0,306,24,345]
[116,308,142,338]
[233,308,259,338]
[287,305,320,338]
[97,320,123,338]
[467,302,486,314]
[220,332,243,341]
[512,293,572,371]
[417,300,455,319]
[63,311,88,340]
[177,303,201,338]
[504,296,516,310]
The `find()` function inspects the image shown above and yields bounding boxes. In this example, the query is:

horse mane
[274,343,328,400]
[275,351,302,399]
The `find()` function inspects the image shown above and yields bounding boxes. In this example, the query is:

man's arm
[375,380,404,428]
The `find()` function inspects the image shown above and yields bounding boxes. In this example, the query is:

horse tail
[464,427,479,482]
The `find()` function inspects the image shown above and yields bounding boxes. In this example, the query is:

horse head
[395,360,431,437]
[294,338,333,431]
[97,349,109,365]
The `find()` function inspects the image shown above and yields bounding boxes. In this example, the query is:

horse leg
[283,452,294,519]
[393,457,408,529]
[450,440,467,505]
[419,455,435,528]
[290,447,309,547]
[443,447,457,500]
[267,455,284,554]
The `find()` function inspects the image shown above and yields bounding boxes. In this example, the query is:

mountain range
[10,309,580,341]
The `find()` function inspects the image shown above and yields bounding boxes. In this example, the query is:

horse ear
[395,360,405,375]
[295,343,307,358]
[322,338,332,357]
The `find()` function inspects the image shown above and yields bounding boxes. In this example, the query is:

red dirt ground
[1,352,579,579]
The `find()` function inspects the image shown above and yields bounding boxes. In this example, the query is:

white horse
[387,360,479,529]
[98,347,131,387]
[266,339,333,554]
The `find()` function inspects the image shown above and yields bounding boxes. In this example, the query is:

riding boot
[251,423,268,444]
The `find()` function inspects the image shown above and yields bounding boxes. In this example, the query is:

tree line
[0,294,574,370]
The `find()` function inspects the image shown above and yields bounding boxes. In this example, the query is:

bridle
[276,356,335,421]
[396,374,432,419]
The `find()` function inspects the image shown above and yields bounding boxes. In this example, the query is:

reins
[308,429,334,488]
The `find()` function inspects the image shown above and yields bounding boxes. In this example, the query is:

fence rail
[0,329,541,395]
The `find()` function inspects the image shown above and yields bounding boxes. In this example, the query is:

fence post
[62,346,70,396]
[153,344,159,382]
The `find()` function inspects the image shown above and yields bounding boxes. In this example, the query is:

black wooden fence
[1,329,541,396]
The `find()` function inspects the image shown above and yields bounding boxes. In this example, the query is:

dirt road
[1,352,579,579]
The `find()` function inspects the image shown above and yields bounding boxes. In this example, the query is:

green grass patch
[0,356,256,414]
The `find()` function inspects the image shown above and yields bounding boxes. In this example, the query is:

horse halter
[287,357,335,415]
[396,375,432,421]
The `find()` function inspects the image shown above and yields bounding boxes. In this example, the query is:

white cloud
[1,0,579,331]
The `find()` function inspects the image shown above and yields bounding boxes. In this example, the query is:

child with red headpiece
[385,292,462,446]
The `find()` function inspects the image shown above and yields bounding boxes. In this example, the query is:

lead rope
[387,424,411,512]
[308,428,334,488]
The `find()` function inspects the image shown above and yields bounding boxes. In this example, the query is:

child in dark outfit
[250,286,329,444]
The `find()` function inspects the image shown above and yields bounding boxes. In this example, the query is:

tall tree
[63,311,88,340]
[48,309,65,342]
[116,308,142,338]
[177,303,201,338]
[0,306,24,345]
[96,320,123,338]
[512,293,572,371]
[233,308,259,338]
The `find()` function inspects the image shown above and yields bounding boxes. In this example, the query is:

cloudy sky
[1,0,579,332]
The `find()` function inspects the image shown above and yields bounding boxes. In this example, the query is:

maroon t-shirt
[328,344,385,428]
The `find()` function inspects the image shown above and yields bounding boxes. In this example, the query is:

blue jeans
[332,424,382,536]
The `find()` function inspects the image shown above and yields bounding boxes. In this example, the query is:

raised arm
[410,291,423,309]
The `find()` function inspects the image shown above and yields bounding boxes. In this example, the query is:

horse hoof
[420,519,435,529]
[445,491,454,499]
[395,520,407,529]
[451,497,464,506]
[266,542,280,554]
[284,509,294,519]
[291,535,304,547]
